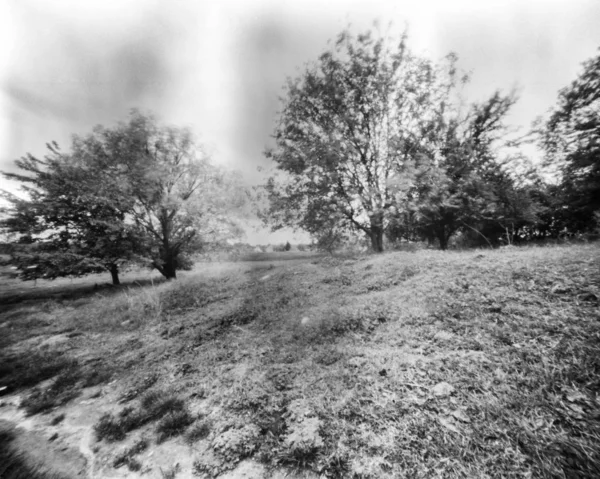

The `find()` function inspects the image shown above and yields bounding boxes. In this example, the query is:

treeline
[261,29,600,251]
[1,27,599,284]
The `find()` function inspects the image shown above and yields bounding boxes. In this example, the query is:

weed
[94,390,187,442]
[140,390,186,419]
[0,351,73,395]
[156,410,194,443]
[212,423,261,463]
[185,420,211,444]
[118,374,158,403]
[94,413,127,442]
[113,438,148,471]
[21,363,82,415]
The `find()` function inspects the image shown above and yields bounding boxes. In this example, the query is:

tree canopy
[540,48,600,233]
[2,143,140,284]
[1,111,245,283]
[262,28,539,251]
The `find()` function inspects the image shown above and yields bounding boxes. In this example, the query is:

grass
[2,244,600,477]
[112,438,148,471]
[185,420,212,444]
[0,351,74,396]
[94,389,188,442]
[156,410,194,443]
[0,429,70,479]
[20,363,82,415]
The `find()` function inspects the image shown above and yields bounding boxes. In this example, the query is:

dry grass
[2,244,599,477]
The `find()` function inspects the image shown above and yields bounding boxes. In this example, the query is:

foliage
[263,27,539,251]
[388,90,543,248]
[541,48,600,233]
[0,350,74,395]
[156,410,194,443]
[1,111,246,282]
[185,420,212,444]
[262,28,458,252]
[94,390,187,442]
[67,111,245,279]
[112,438,148,471]
[21,364,82,415]
[1,143,140,284]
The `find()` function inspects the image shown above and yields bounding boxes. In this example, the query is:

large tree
[263,28,538,251]
[263,29,460,252]
[1,111,245,282]
[541,49,600,233]
[68,111,245,279]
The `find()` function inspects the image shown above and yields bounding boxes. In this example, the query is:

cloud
[0,0,189,165]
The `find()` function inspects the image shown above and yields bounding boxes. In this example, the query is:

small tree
[1,144,140,284]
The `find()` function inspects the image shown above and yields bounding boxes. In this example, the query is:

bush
[156,410,194,443]
[185,420,212,444]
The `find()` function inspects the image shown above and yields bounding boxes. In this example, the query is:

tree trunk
[369,228,384,252]
[162,258,177,280]
[109,264,120,285]
[369,213,385,253]
[436,228,449,250]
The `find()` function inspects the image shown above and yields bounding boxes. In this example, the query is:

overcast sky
[1,0,599,243]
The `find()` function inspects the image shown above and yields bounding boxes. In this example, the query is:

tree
[69,111,245,279]
[1,111,246,282]
[263,29,460,252]
[405,91,540,249]
[541,49,600,233]
[1,143,140,284]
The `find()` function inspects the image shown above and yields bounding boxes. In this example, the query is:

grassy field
[1,244,599,478]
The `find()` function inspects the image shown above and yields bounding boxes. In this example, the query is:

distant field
[236,251,324,262]
[1,244,599,478]
[0,252,323,307]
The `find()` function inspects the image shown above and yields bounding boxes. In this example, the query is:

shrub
[156,410,194,443]
[212,424,261,463]
[113,438,148,470]
[21,364,82,415]
[185,421,211,444]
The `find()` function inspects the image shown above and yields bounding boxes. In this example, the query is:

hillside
[1,245,599,478]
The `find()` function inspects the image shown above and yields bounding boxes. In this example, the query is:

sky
[1,0,599,244]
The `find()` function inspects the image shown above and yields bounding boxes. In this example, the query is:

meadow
[1,244,599,478]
